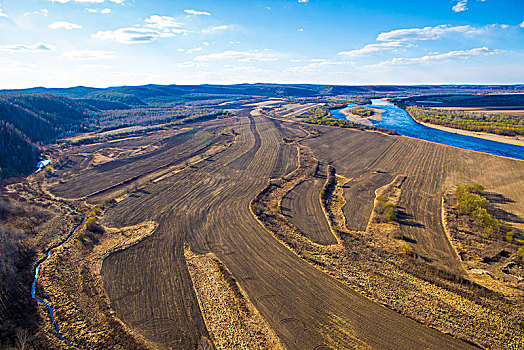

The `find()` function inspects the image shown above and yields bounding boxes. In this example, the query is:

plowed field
[46,110,524,349]
[281,163,336,245]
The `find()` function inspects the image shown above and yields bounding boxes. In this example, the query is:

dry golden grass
[185,246,285,350]
[36,220,158,349]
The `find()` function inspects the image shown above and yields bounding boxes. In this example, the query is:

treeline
[0,94,100,179]
[98,107,225,129]
[345,98,372,105]
[0,191,43,347]
[0,122,40,179]
[456,182,511,238]
[407,106,524,136]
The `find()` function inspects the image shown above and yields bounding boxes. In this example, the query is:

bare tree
[15,328,30,350]
[197,336,214,350]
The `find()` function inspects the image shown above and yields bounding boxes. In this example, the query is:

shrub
[85,217,96,225]
[380,202,395,214]
[517,246,524,265]
[44,166,54,176]
[76,230,86,241]
[385,209,397,222]
[352,108,373,117]
[401,243,414,256]
[86,221,104,235]
[455,181,507,237]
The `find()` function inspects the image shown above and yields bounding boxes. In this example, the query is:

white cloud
[202,41,210,46]
[92,27,174,44]
[224,65,268,73]
[187,47,202,53]
[184,9,211,16]
[298,0,309,3]
[0,59,37,73]
[178,61,208,68]
[297,28,303,32]
[377,24,482,41]
[201,25,228,33]
[75,64,116,70]
[110,0,125,3]
[0,2,7,17]
[452,1,468,13]
[0,42,56,52]
[339,42,407,57]
[144,15,182,29]
[520,21,524,28]
[49,21,82,29]
[91,14,194,44]
[101,8,112,14]
[24,8,48,16]
[286,60,344,72]
[50,0,105,2]
[368,47,501,67]
[61,49,117,60]
[195,50,278,62]
[86,8,97,13]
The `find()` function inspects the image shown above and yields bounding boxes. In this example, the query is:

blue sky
[0,0,523,88]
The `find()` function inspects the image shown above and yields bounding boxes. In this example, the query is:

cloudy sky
[0,0,523,88]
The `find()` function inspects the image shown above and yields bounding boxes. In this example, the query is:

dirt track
[45,111,522,349]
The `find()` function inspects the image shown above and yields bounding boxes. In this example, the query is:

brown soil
[42,110,524,349]
[36,220,158,349]
[185,246,285,350]
[280,162,336,245]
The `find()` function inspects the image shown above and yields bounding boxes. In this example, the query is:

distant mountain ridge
[2,83,523,106]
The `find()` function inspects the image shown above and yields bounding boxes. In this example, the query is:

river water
[332,99,524,161]
[31,216,86,349]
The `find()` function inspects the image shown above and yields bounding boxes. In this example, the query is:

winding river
[332,99,524,161]
[31,216,86,350]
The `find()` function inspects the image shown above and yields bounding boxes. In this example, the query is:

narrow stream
[31,216,86,349]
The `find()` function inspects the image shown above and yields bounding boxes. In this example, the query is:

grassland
[16,99,523,349]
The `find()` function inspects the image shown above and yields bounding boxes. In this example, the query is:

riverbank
[370,99,524,160]
[37,220,158,349]
[415,119,524,147]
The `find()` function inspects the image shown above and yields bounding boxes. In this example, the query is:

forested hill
[3,83,523,105]
[0,94,104,178]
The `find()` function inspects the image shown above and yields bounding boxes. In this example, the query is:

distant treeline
[394,93,524,108]
[0,94,101,178]
[406,106,524,137]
